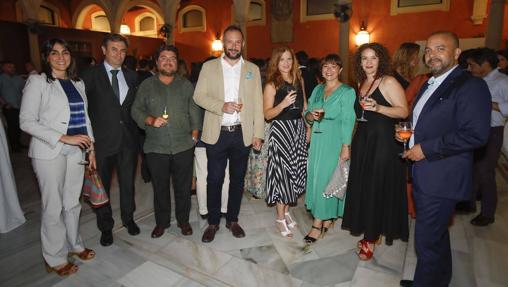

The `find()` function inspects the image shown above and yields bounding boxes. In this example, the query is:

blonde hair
[392,42,420,81]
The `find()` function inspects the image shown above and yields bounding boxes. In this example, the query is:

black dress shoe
[470,214,495,226]
[177,223,193,236]
[124,220,140,235]
[151,226,166,238]
[200,214,208,220]
[399,280,413,287]
[201,224,219,243]
[100,230,113,246]
[225,222,245,238]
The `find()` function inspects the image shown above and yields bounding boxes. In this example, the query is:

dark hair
[429,31,459,48]
[295,51,309,66]
[102,33,128,48]
[497,49,508,60]
[354,42,392,83]
[139,59,149,69]
[223,25,244,40]
[155,44,179,61]
[458,48,476,70]
[469,47,499,69]
[321,54,343,69]
[41,38,79,82]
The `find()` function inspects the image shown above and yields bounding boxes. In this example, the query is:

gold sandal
[45,262,78,276]
[68,248,95,260]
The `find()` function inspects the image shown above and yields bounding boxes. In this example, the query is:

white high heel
[285,212,297,228]
[276,219,293,238]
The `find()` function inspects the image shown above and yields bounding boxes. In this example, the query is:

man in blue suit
[400,31,491,287]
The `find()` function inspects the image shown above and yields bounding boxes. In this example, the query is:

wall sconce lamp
[355,21,370,46]
[120,24,131,35]
[211,32,223,56]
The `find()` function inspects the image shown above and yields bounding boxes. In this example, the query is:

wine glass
[395,121,413,156]
[162,106,169,120]
[357,94,369,122]
[78,148,89,165]
[286,84,298,110]
[313,108,325,134]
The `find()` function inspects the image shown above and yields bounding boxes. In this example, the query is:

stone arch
[113,0,165,35]
[72,0,111,30]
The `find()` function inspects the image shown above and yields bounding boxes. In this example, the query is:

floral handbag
[323,160,350,199]
[82,169,109,208]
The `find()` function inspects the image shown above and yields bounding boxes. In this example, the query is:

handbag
[323,160,350,199]
[82,169,109,208]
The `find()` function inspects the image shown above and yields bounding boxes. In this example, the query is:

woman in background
[392,42,420,90]
[20,38,96,276]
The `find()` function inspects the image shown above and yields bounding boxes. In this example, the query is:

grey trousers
[32,145,85,267]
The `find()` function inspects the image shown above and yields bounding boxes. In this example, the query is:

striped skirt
[265,118,307,205]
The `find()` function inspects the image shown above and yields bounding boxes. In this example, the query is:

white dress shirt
[410,65,458,147]
[104,61,129,105]
[220,55,243,126]
[484,69,508,127]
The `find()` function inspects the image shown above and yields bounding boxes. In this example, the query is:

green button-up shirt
[131,74,202,155]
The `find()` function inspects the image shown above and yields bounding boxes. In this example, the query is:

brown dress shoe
[178,223,193,236]
[151,226,166,238]
[225,222,245,238]
[201,225,219,243]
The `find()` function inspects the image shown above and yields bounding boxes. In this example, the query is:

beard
[426,58,449,76]
[160,69,176,77]
[224,48,242,60]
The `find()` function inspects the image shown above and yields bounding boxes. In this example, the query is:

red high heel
[357,239,375,261]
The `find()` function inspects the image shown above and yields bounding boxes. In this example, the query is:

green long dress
[305,83,356,220]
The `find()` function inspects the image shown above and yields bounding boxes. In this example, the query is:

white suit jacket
[19,74,94,160]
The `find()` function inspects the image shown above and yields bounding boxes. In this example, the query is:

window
[91,11,111,32]
[248,0,265,26]
[38,3,59,26]
[178,5,206,32]
[300,0,336,22]
[134,12,158,38]
[390,0,450,15]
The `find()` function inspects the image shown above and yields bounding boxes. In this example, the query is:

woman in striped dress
[264,47,308,238]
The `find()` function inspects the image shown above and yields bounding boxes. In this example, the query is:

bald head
[429,31,459,49]
[424,31,461,77]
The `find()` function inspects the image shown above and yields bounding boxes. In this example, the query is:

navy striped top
[59,79,87,136]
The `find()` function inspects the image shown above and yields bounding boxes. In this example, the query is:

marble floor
[1,151,508,287]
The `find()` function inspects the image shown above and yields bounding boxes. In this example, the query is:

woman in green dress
[304,54,356,243]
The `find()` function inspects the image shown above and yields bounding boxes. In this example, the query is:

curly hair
[392,42,420,81]
[266,46,302,90]
[353,42,392,83]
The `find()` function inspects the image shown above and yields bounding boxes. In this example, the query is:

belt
[221,124,241,132]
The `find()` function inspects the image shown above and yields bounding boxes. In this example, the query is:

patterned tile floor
[1,152,508,287]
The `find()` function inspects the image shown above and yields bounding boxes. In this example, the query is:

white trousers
[194,147,229,215]
[32,145,85,267]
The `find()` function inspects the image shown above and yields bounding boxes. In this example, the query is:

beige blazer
[19,74,94,160]
[193,58,264,146]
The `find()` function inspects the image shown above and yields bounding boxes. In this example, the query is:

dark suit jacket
[413,67,491,201]
[81,63,139,156]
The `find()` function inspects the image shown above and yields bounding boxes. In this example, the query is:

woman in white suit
[20,38,96,276]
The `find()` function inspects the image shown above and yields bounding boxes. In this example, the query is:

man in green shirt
[131,45,201,238]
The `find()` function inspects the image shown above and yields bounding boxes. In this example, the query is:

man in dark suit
[400,31,491,287]
[81,34,140,246]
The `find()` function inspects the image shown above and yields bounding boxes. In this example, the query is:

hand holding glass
[313,108,325,133]
[357,95,369,122]
[286,85,298,110]
[162,106,169,120]
[395,121,413,156]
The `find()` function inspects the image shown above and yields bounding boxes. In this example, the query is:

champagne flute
[395,121,413,156]
[313,108,325,133]
[357,94,369,122]
[162,106,169,120]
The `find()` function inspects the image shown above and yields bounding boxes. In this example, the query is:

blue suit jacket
[413,67,491,201]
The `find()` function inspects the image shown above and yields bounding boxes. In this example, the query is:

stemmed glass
[357,94,370,122]
[286,84,298,110]
[313,100,325,133]
[395,121,413,156]
[162,106,169,120]
[236,97,243,112]
[78,128,90,165]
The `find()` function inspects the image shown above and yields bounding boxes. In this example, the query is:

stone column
[159,0,181,44]
[233,0,250,57]
[338,1,352,83]
[18,0,43,70]
[269,0,293,44]
[485,0,506,49]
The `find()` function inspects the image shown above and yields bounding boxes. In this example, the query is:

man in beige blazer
[194,25,264,243]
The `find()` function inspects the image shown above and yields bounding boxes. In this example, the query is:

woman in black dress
[264,47,308,238]
[341,43,409,260]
